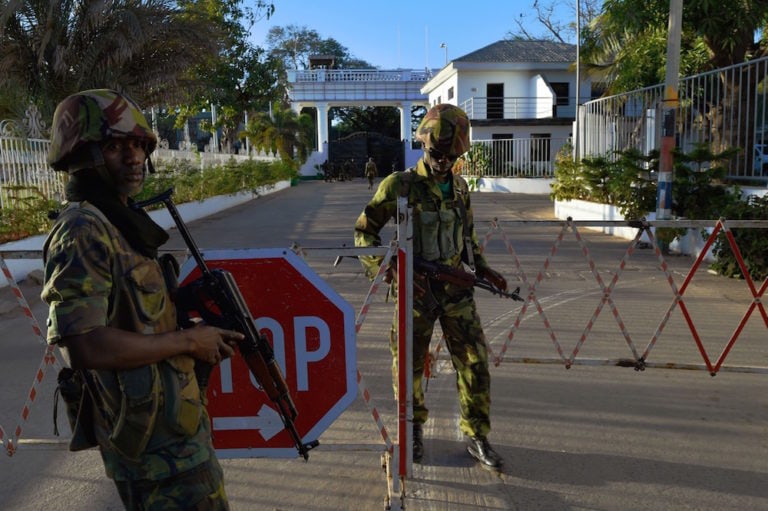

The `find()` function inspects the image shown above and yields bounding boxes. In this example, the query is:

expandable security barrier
[474,218,767,376]
[2,212,766,511]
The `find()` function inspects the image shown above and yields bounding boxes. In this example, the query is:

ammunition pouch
[160,356,203,437]
[55,367,98,451]
[108,365,161,460]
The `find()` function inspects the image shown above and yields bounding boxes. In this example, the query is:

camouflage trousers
[389,281,491,438]
[114,457,229,510]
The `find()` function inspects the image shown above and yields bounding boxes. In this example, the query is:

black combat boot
[466,435,503,471]
[413,424,424,463]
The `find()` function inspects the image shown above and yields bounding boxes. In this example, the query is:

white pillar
[210,103,219,153]
[244,111,250,155]
[316,102,329,153]
[399,102,413,147]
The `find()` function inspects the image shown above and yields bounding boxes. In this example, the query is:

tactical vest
[55,203,204,460]
[397,170,476,270]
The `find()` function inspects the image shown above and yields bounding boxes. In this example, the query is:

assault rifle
[413,257,525,301]
[133,189,317,460]
[334,254,524,301]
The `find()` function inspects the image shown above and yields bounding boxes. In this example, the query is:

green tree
[581,0,768,94]
[0,0,225,115]
[242,102,314,166]
[174,0,280,151]
[578,1,768,170]
[265,24,373,70]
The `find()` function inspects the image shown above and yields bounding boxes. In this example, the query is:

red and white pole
[395,196,413,481]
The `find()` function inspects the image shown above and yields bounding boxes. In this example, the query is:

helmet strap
[87,143,106,168]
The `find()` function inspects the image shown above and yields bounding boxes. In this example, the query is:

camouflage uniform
[42,90,228,510]
[365,158,378,189]
[354,152,493,439]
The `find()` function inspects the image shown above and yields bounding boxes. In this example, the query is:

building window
[448,87,454,100]
[531,133,552,162]
[550,83,570,106]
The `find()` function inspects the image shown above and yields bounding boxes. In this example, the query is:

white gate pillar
[399,101,413,147]
[315,102,329,153]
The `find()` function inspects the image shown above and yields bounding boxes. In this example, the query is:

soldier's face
[425,147,457,178]
[100,138,147,202]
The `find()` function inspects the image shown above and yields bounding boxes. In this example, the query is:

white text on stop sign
[217,315,331,392]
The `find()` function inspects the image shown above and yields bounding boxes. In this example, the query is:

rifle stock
[134,189,317,460]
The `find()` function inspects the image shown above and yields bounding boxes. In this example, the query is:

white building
[288,40,591,179]
[422,39,592,178]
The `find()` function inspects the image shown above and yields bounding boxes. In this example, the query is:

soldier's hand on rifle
[384,263,396,284]
[384,262,427,297]
[184,325,243,365]
[479,267,508,292]
[413,273,428,298]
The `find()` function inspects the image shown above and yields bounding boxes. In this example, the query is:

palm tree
[0,0,223,116]
[243,103,315,166]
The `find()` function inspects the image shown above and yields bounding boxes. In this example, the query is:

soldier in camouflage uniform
[354,104,507,470]
[41,89,243,510]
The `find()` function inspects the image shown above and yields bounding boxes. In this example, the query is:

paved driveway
[1,179,766,510]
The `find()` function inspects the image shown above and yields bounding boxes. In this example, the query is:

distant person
[42,89,242,509]
[342,159,352,182]
[353,104,507,471]
[365,157,378,190]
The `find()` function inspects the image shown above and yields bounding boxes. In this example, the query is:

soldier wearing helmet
[41,89,242,509]
[354,103,507,470]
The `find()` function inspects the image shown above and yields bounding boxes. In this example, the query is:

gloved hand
[479,266,507,292]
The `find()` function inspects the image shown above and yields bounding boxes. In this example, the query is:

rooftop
[455,39,576,64]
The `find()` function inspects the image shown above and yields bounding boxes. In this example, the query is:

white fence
[466,137,569,178]
[578,55,768,182]
[0,112,276,210]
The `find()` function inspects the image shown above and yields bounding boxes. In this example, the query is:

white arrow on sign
[211,404,284,440]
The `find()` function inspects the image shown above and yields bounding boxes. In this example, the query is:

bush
[549,143,589,201]
[551,145,657,220]
[550,144,768,279]
[0,158,296,243]
[134,158,296,206]
[709,193,768,281]
[0,186,59,243]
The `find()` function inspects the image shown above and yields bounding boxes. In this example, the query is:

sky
[248,0,581,70]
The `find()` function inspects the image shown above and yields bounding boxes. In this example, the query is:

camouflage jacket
[42,202,212,481]
[354,158,489,279]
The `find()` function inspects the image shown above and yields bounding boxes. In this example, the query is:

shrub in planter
[709,193,768,280]
[551,143,766,278]
[549,143,589,201]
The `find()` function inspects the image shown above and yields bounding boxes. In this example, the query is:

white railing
[0,132,64,209]
[153,148,274,171]
[288,68,435,83]
[462,96,569,120]
[578,55,768,182]
[466,137,569,178]
[0,130,277,209]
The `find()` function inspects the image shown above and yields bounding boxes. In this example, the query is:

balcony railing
[463,137,570,178]
[288,69,434,83]
[461,97,577,121]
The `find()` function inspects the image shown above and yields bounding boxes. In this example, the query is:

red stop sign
[178,248,357,458]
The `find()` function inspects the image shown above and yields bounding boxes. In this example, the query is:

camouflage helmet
[48,89,157,172]
[415,104,470,157]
